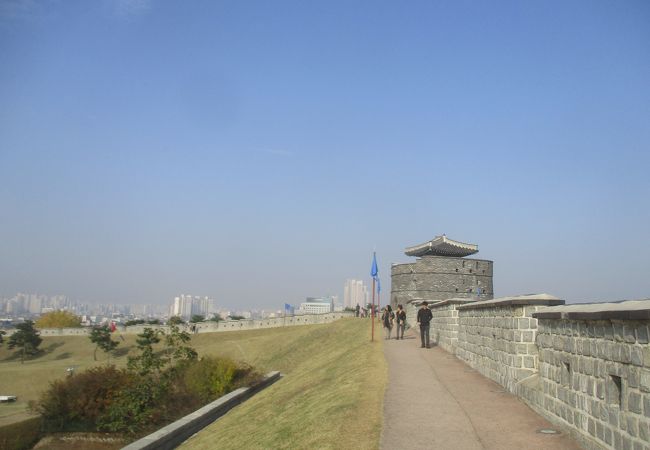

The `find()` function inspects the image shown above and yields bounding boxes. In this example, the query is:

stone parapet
[524,300,650,450]
[429,299,475,353]
[24,312,353,338]
[454,294,564,393]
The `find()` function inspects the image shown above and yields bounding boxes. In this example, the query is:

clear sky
[1,0,649,308]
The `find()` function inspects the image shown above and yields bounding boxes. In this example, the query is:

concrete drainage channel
[122,371,281,450]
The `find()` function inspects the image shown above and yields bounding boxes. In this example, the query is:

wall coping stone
[533,298,650,320]
[122,371,281,450]
[456,293,564,310]
[430,298,478,308]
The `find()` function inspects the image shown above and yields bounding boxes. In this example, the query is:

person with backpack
[417,301,433,348]
[382,305,395,340]
[395,304,407,340]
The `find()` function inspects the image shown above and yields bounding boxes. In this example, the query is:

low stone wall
[428,295,650,450]
[523,301,650,450]
[33,312,353,337]
[429,299,474,353]
[455,294,564,393]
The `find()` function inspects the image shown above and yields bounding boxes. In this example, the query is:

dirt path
[380,332,583,450]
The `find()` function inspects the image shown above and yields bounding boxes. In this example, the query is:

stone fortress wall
[391,255,494,325]
[425,295,650,450]
[34,311,352,337]
[391,255,494,304]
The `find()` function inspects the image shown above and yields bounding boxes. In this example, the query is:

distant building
[298,302,332,314]
[298,296,335,314]
[170,295,216,320]
[343,279,368,309]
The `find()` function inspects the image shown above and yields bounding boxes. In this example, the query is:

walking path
[380,331,583,450]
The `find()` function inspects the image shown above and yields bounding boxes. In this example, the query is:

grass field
[0,333,137,426]
[0,318,386,449]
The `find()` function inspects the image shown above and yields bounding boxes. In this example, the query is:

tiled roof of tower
[404,235,479,257]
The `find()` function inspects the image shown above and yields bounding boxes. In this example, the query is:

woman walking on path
[395,304,406,339]
[382,305,395,340]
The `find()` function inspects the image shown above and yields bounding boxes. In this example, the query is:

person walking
[395,304,406,340]
[417,301,433,348]
[382,305,395,340]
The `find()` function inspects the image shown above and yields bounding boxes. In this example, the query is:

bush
[98,376,170,434]
[36,365,132,432]
[181,357,260,401]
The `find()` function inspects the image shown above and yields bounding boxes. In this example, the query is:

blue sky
[1,0,649,308]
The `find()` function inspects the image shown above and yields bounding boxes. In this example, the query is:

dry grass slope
[182,318,386,450]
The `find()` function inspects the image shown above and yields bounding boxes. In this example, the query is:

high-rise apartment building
[343,279,368,309]
[171,295,215,320]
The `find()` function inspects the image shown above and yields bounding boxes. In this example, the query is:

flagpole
[371,276,376,342]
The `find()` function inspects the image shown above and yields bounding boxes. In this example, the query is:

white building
[343,279,368,309]
[298,301,332,314]
[171,295,215,320]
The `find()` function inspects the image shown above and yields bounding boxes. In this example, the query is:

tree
[89,325,120,361]
[229,315,245,321]
[164,325,197,368]
[168,316,184,325]
[8,321,42,363]
[190,315,204,323]
[124,319,145,326]
[0,329,5,345]
[209,314,223,322]
[146,319,160,325]
[36,310,81,328]
[127,328,164,376]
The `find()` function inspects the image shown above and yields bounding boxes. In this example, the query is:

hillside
[0,318,386,449]
[182,318,386,450]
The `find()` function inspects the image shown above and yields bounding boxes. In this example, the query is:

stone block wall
[454,295,564,393]
[28,312,353,337]
[429,299,475,353]
[391,255,493,309]
[526,302,650,450]
[426,295,650,450]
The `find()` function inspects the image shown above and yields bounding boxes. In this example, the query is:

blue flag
[377,277,381,293]
[370,252,378,278]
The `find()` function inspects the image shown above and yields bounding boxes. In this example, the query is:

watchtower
[390,235,494,311]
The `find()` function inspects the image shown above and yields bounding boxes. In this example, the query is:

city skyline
[1,1,649,307]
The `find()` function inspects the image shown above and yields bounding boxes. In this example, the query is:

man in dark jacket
[417,301,433,348]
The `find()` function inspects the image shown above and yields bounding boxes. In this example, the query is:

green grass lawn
[0,318,386,449]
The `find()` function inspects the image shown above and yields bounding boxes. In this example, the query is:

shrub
[36,365,132,432]
[181,357,260,401]
[97,376,170,434]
